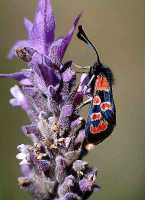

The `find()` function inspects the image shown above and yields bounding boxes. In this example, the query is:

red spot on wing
[90,121,108,135]
[91,112,102,121]
[95,75,110,91]
[93,95,101,105]
[101,102,112,111]
[90,125,99,135]
[99,121,108,131]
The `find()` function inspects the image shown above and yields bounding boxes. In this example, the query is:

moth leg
[82,74,95,93]
[77,97,92,110]
[76,71,86,74]
[73,63,90,70]
[86,74,95,87]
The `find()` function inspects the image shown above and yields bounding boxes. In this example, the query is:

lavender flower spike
[0,1,100,200]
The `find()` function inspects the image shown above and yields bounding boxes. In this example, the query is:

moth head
[77,25,114,84]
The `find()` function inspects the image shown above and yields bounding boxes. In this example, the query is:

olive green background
[0,0,145,199]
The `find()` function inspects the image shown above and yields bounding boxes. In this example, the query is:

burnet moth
[77,25,116,148]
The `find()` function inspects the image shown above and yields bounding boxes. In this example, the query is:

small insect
[76,25,116,147]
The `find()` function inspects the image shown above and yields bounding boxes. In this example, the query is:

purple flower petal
[59,104,74,134]
[20,163,32,178]
[47,86,60,114]
[10,85,29,110]
[72,160,88,173]
[38,64,61,87]
[62,68,76,82]
[58,175,75,197]
[55,156,66,183]
[75,129,86,146]
[31,0,55,45]
[22,123,40,138]
[47,85,56,97]
[24,50,61,87]
[31,64,47,93]
[9,86,38,121]
[71,117,83,129]
[64,150,80,166]
[48,14,81,65]
[31,62,60,95]
[79,178,93,192]
[17,144,30,164]
[22,124,41,143]
[63,192,80,200]
[38,160,50,172]
[61,104,73,117]
[21,86,37,97]
[0,72,27,81]
[24,18,33,39]
[19,78,32,86]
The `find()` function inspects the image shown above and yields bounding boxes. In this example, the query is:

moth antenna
[77,25,101,65]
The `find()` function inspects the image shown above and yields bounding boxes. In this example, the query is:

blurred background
[0,0,145,199]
